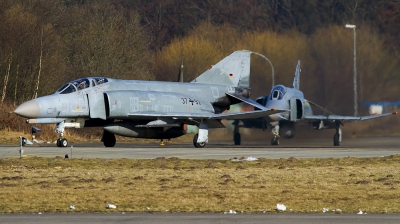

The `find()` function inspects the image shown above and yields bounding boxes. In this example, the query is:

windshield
[57,84,77,94]
[270,85,287,100]
[56,77,108,94]
[56,78,89,94]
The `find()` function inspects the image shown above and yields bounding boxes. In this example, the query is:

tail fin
[190,50,251,87]
[293,60,301,90]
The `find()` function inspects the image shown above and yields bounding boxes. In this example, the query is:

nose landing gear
[270,121,280,146]
[55,122,68,147]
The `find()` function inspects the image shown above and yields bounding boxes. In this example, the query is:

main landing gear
[102,130,116,147]
[193,134,206,148]
[333,121,342,146]
[55,122,68,147]
[233,120,241,145]
[193,120,208,148]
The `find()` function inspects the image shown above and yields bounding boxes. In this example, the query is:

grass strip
[0,155,399,213]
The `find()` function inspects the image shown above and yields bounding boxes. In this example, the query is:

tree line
[0,0,399,118]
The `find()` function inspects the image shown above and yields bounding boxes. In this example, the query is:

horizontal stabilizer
[225,93,268,110]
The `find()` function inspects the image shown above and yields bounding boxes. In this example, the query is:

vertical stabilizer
[293,60,301,90]
[190,50,251,87]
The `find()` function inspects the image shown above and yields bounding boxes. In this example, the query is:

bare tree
[32,28,44,99]
[1,51,12,103]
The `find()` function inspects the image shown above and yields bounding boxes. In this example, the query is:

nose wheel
[56,138,68,147]
[55,122,68,147]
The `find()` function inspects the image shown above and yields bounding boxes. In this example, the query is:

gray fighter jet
[14,50,285,148]
[237,60,397,146]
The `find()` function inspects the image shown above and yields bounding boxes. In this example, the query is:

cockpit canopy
[270,85,287,100]
[56,77,108,94]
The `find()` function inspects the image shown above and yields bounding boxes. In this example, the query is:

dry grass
[0,156,399,214]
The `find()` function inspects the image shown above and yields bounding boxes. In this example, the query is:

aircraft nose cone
[14,100,40,118]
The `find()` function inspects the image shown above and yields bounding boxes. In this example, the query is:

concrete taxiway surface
[1,137,399,159]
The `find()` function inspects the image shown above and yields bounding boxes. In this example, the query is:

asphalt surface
[1,136,399,159]
[1,136,400,223]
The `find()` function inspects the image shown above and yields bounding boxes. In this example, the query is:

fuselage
[265,84,313,122]
[14,77,239,121]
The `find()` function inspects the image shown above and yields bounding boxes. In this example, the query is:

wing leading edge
[127,109,286,120]
[127,91,286,124]
[304,111,397,122]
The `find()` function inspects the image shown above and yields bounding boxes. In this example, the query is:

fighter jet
[14,50,285,148]
[233,60,397,146]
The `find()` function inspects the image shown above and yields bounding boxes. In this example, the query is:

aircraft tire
[333,133,340,146]
[271,137,279,146]
[234,133,241,145]
[103,131,116,147]
[56,139,61,147]
[193,134,198,147]
[60,138,68,147]
[193,134,206,148]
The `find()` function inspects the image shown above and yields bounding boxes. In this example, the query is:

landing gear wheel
[271,136,279,146]
[60,138,68,147]
[333,133,340,146]
[193,134,206,148]
[234,133,241,145]
[56,138,68,147]
[102,131,116,147]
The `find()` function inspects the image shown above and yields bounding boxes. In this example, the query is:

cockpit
[56,77,109,94]
[270,85,287,100]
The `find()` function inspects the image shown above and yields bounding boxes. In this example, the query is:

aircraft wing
[127,109,286,120]
[303,112,397,122]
